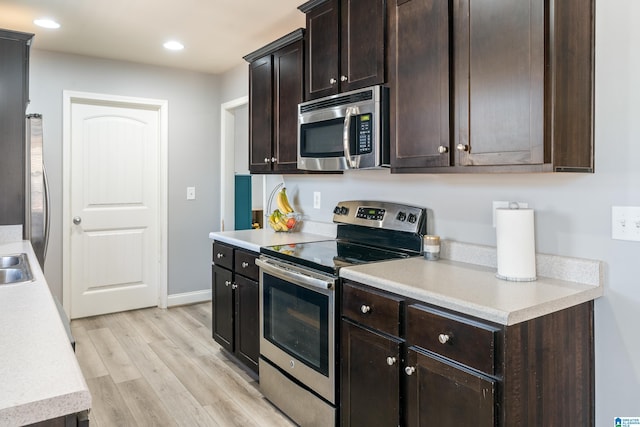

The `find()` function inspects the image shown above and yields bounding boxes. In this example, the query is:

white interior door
[66,96,165,318]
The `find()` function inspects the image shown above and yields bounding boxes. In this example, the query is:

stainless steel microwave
[297,85,389,171]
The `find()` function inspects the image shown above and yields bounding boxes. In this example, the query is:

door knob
[73,216,82,225]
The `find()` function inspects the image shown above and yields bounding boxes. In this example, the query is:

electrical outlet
[187,186,196,200]
[492,200,529,227]
[313,192,321,209]
[612,206,640,241]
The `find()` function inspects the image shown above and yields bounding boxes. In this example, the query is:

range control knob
[407,213,417,223]
[340,206,349,215]
[334,206,341,214]
[396,212,407,222]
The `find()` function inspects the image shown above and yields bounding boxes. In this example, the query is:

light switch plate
[313,192,321,209]
[612,206,640,241]
[187,186,196,200]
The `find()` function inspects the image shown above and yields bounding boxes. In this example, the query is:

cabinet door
[305,0,340,100]
[341,319,401,427]
[405,348,496,426]
[234,275,259,373]
[455,0,544,166]
[212,265,234,352]
[273,40,304,173]
[0,32,31,226]
[340,0,386,92]
[249,55,274,173]
[389,0,452,169]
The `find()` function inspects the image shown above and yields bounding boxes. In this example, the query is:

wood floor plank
[121,308,169,344]
[103,312,218,426]
[70,324,109,380]
[116,378,177,427]
[73,302,295,427]
[88,327,142,384]
[86,375,136,426]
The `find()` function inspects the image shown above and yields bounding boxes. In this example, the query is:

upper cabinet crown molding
[298,0,331,13]
[243,28,305,63]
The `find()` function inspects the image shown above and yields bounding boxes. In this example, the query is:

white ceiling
[0,0,306,75]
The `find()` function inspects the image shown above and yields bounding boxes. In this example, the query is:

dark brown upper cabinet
[299,0,386,100]
[388,0,594,173]
[0,29,33,226]
[244,29,304,174]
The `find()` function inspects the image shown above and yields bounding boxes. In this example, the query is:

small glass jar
[423,235,441,261]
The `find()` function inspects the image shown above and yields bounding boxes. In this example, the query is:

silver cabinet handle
[360,305,371,314]
[264,157,270,163]
[340,75,348,82]
[405,366,416,376]
[438,145,449,154]
[330,78,337,84]
[217,253,224,259]
[242,262,249,268]
[271,157,277,163]
[387,357,396,366]
[231,284,238,290]
[456,144,469,152]
[73,216,82,225]
[225,280,231,287]
[438,333,451,344]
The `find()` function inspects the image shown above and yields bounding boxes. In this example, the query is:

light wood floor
[71,302,296,427]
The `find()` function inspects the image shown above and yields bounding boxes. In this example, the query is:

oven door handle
[256,258,335,290]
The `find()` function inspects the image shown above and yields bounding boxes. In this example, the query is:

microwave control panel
[356,114,373,154]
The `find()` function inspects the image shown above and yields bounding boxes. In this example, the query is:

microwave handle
[343,106,358,168]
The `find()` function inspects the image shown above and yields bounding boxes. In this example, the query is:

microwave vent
[300,90,373,113]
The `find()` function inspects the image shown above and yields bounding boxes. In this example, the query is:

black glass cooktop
[260,239,413,275]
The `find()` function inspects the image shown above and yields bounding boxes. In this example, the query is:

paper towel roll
[496,207,536,281]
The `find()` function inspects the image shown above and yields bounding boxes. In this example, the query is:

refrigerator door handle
[42,162,50,264]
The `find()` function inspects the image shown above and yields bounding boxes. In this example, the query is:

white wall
[220,0,640,423]
[27,50,221,298]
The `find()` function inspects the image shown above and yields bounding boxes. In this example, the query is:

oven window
[263,273,329,376]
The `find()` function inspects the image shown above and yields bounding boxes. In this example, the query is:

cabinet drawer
[212,242,233,270]
[234,249,259,281]
[407,304,500,375]
[342,282,403,337]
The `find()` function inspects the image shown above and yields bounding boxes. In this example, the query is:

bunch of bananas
[268,188,298,232]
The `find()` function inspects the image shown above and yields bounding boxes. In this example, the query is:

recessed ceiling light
[34,19,60,29]
[163,41,184,51]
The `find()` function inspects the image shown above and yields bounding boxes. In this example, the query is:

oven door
[257,256,336,404]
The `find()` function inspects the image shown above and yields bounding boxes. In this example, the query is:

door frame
[220,96,249,231]
[61,90,169,312]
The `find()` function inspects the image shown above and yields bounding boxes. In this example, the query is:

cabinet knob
[330,78,337,85]
[386,357,396,366]
[340,75,348,82]
[241,262,249,268]
[405,366,416,376]
[271,157,277,163]
[456,144,469,152]
[216,253,224,259]
[224,280,231,287]
[231,283,238,290]
[438,333,451,344]
[360,305,371,314]
[264,157,270,163]
[438,145,449,154]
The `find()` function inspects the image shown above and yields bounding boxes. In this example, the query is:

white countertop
[0,240,91,425]
[340,255,603,326]
[209,225,335,253]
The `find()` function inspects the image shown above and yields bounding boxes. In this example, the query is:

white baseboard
[167,289,212,307]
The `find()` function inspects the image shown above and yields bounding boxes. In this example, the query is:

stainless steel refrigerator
[25,113,50,270]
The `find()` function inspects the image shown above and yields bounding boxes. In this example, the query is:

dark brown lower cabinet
[340,279,594,426]
[405,348,496,426]
[212,265,234,352]
[341,319,401,427]
[211,242,259,374]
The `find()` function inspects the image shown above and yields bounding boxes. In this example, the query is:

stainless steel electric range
[256,200,426,426]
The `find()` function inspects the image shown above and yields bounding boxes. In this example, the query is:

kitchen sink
[0,254,33,285]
